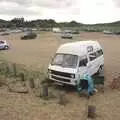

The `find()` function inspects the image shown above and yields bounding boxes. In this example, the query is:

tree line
[0,18,120,30]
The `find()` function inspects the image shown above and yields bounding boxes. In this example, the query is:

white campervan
[48,41,104,86]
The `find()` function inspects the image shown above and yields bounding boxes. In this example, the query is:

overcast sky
[0,0,120,24]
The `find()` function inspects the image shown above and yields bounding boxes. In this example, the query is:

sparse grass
[0,76,6,87]
[58,92,69,105]
[0,60,45,80]
[0,60,47,93]
[0,60,58,99]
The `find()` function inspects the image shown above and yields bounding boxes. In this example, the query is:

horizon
[0,18,120,25]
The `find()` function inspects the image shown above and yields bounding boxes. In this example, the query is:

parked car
[72,30,80,34]
[0,40,9,50]
[48,41,104,86]
[52,28,61,33]
[21,32,37,40]
[114,31,120,35]
[61,33,73,39]
[1,32,10,36]
[103,30,113,35]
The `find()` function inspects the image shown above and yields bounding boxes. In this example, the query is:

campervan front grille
[51,70,73,78]
[51,75,70,83]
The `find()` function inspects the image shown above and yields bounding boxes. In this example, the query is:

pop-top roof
[56,40,101,56]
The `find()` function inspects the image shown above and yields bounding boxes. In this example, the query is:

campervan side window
[79,57,88,67]
[89,52,96,61]
[96,49,103,57]
[89,49,103,61]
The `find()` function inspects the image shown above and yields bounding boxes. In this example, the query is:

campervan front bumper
[48,69,77,86]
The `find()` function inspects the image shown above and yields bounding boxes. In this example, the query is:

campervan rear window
[89,52,97,61]
[89,49,103,61]
[96,49,103,57]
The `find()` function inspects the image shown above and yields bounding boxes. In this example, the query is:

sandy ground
[0,32,120,120]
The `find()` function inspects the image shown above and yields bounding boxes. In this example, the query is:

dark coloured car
[72,30,80,34]
[21,32,37,40]
[1,32,9,36]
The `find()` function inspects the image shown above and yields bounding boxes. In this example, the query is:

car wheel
[4,45,9,50]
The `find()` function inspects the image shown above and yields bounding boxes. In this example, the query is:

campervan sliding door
[88,52,98,75]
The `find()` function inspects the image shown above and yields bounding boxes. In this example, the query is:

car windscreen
[51,54,78,68]
[0,41,4,44]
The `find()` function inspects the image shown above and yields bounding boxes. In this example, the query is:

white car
[0,40,9,50]
[61,33,73,39]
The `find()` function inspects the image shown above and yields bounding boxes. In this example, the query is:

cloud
[0,0,76,8]
[0,0,120,23]
[113,0,120,7]
[0,0,30,5]
[0,1,39,16]
[31,0,76,9]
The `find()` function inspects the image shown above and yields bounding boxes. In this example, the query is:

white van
[48,41,104,86]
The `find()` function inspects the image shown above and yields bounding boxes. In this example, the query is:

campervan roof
[56,40,101,56]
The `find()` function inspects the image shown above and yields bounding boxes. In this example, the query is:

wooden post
[12,63,17,77]
[42,84,48,98]
[5,65,10,77]
[88,105,96,118]
[29,78,34,88]
[19,73,25,81]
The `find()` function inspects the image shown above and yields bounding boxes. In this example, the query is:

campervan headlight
[70,74,75,78]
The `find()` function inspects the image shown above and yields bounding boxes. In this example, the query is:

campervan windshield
[51,54,78,68]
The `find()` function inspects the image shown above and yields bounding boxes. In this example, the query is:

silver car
[61,33,73,39]
[0,40,9,50]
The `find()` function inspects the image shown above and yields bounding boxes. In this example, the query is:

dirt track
[0,32,120,120]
